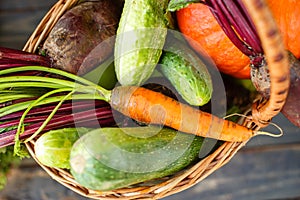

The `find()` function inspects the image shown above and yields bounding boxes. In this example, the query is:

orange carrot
[110,86,254,142]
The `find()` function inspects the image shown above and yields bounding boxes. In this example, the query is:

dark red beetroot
[41,0,123,75]
[281,52,300,127]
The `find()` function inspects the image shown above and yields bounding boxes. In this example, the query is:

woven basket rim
[22,0,290,199]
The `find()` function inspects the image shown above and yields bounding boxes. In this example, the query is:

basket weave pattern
[23,0,290,199]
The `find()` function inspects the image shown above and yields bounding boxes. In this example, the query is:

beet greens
[0,47,116,157]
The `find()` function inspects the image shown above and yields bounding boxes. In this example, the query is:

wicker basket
[22,0,290,199]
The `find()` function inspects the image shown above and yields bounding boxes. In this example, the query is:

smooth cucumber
[83,56,117,90]
[114,0,170,86]
[35,128,91,169]
[70,126,203,191]
[159,37,213,106]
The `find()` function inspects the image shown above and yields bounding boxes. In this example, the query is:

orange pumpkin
[176,1,300,79]
[267,0,300,58]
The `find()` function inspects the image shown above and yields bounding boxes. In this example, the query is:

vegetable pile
[173,0,300,79]
[0,0,297,192]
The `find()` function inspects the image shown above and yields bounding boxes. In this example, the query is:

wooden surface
[1,1,300,199]
[0,0,56,49]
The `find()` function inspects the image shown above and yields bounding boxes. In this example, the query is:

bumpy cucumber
[35,128,91,169]
[114,0,169,86]
[70,126,203,191]
[159,38,213,106]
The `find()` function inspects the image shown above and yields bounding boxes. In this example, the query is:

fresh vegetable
[70,126,204,191]
[35,128,91,169]
[83,56,117,90]
[168,0,199,11]
[174,0,300,79]
[110,86,253,142]
[114,0,169,85]
[176,3,251,79]
[267,0,300,59]
[159,37,213,106]
[41,0,122,75]
[281,52,300,128]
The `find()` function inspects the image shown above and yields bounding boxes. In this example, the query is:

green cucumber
[159,37,213,106]
[83,56,117,90]
[34,128,91,169]
[167,0,197,12]
[70,126,203,191]
[114,0,170,86]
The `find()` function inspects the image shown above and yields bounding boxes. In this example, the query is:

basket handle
[242,0,290,128]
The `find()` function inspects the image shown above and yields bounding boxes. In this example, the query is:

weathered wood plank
[164,143,300,200]
[0,0,57,11]
[0,0,57,49]
[0,12,45,49]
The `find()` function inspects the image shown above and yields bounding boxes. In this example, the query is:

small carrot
[110,86,254,142]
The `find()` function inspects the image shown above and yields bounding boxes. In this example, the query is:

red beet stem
[0,106,115,148]
[0,100,108,121]
[205,0,263,56]
[0,47,51,68]
[0,116,49,129]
